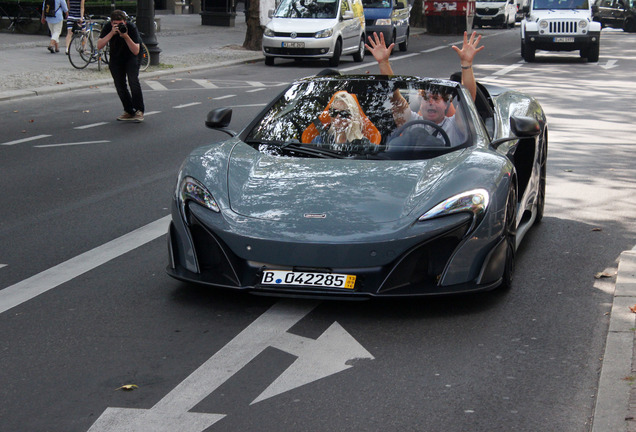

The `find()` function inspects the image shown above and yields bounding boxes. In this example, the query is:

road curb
[592,249,636,432]
[0,55,263,102]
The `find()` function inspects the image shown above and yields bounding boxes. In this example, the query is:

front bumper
[166,200,506,298]
[523,32,600,51]
[262,35,335,59]
[474,12,506,26]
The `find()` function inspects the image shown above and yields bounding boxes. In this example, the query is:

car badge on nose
[304,213,326,219]
[291,32,297,39]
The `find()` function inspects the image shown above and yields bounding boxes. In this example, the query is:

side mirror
[591,4,599,13]
[522,4,530,13]
[206,108,237,137]
[342,10,354,19]
[490,116,540,149]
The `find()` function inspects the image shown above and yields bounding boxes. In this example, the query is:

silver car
[262,0,366,66]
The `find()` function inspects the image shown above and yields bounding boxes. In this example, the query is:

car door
[393,0,410,40]
[340,0,360,51]
[596,0,614,25]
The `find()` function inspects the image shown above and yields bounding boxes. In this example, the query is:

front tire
[535,132,547,224]
[522,41,535,62]
[328,39,341,67]
[586,44,599,62]
[265,56,275,66]
[398,29,409,52]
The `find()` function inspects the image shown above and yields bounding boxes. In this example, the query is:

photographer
[97,10,145,122]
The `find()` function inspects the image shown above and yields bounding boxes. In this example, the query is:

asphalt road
[1,27,636,432]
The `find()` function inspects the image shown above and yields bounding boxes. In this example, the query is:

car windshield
[362,0,392,8]
[244,76,474,161]
[275,0,340,18]
[533,0,589,9]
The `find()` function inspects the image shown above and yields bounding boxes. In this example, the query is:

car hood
[529,9,592,19]
[226,144,468,224]
[364,8,392,20]
[267,17,339,32]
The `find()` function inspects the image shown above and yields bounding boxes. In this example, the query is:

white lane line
[246,81,266,87]
[0,216,170,315]
[174,102,202,109]
[192,79,218,89]
[246,88,266,93]
[1,134,51,146]
[0,264,7,269]
[146,80,169,91]
[421,45,447,53]
[34,140,111,148]
[213,94,236,100]
[74,122,109,130]
[144,111,161,116]
[493,61,524,76]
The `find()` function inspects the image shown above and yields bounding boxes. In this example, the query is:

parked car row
[262,0,410,66]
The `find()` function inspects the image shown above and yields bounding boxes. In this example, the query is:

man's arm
[451,31,484,102]
[365,32,410,125]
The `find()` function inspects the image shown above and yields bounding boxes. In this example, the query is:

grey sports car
[166,72,547,297]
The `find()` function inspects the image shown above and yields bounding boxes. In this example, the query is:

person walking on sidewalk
[64,0,85,55]
[97,9,145,122]
[40,0,68,53]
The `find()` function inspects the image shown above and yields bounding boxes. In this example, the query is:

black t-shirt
[100,21,141,63]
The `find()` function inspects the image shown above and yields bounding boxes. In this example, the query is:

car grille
[476,8,499,15]
[271,31,315,38]
[548,20,579,33]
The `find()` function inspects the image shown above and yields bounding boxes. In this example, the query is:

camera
[117,23,127,33]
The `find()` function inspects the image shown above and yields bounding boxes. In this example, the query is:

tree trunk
[410,0,425,28]
[243,0,263,50]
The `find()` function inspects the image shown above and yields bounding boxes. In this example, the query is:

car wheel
[522,42,535,62]
[500,185,518,290]
[534,132,547,224]
[352,36,365,62]
[329,39,341,67]
[586,44,599,62]
[265,56,275,66]
[398,29,409,52]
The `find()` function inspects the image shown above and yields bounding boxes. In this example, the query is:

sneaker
[116,112,135,121]
[47,46,55,54]
[133,111,144,123]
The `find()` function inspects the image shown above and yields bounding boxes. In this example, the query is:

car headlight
[579,20,588,28]
[419,189,490,231]
[178,176,220,216]
[264,27,275,37]
[315,28,333,38]
[375,19,392,25]
[539,20,548,29]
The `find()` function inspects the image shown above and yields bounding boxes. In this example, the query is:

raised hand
[451,31,484,66]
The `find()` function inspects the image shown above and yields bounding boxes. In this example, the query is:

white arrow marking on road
[87,300,374,432]
[601,59,618,69]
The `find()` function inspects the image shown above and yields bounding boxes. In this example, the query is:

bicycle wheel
[139,43,150,72]
[16,8,42,34]
[0,7,12,31]
[68,33,92,69]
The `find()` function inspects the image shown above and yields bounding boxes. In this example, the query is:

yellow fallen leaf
[591,227,602,232]
[115,384,138,391]
[630,305,636,314]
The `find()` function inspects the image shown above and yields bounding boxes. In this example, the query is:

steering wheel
[390,120,452,148]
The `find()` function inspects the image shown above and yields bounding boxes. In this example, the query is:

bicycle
[123,13,151,72]
[68,15,109,70]
[0,0,42,34]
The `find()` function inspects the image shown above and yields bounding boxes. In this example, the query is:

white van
[262,0,366,66]
[474,0,517,28]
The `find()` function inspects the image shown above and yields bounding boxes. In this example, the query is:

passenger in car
[366,31,484,145]
[305,90,381,150]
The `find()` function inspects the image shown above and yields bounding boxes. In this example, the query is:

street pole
[136,0,161,65]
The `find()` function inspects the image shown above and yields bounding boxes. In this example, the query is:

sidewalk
[0,13,263,101]
[1,13,636,431]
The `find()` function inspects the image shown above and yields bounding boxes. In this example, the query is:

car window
[275,0,340,18]
[244,77,473,160]
[533,0,589,8]
[362,0,393,7]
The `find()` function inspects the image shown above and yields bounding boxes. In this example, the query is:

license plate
[282,41,305,48]
[553,37,574,42]
[481,16,492,19]
[261,270,356,289]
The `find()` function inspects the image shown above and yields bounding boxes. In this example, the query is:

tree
[243,0,264,50]
[410,0,425,27]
